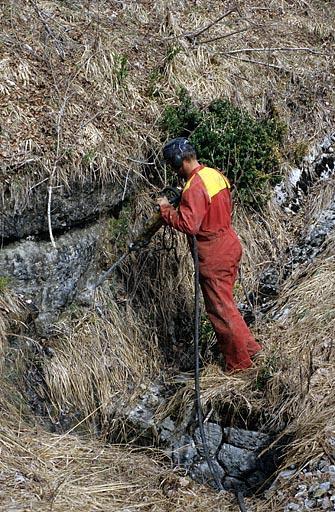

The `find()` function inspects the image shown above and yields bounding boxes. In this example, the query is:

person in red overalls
[157,138,261,372]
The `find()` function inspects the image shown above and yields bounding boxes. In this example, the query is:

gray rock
[320,481,331,492]
[127,403,155,431]
[1,177,125,242]
[124,384,165,437]
[295,484,307,498]
[0,225,101,333]
[172,435,198,467]
[258,267,280,297]
[285,503,301,511]
[278,469,297,479]
[218,443,257,477]
[190,460,225,490]
[304,498,317,509]
[321,496,332,510]
[194,422,223,457]
[159,416,176,442]
[223,427,271,451]
[246,470,267,491]
[223,476,248,495]
[313,482,331,498]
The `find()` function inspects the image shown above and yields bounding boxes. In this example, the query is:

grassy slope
[0,0,334,510]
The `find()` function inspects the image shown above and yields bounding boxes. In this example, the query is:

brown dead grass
[0,286,25,368]
[0,396,239,512]
[38,292,161,437]
[1,0,334,204]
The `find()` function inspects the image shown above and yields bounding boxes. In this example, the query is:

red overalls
[160,165,261,371]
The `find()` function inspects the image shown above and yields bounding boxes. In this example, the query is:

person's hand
[156,196,170,207]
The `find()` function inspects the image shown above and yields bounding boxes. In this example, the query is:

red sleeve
[159,175,209,235]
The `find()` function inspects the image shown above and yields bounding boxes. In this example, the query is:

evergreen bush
[162,90,286,206]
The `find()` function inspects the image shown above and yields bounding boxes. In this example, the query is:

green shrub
[162,90,286,206]
[108,205,132,252]
[0,276,10,293]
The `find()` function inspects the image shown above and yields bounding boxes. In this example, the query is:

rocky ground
[268,458,335,511]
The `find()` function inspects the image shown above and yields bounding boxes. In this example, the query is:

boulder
[190,460,225,490]
[194,422,223,457]
[218,443,257,477]
[224,427,271,451]
[223,476,248,495]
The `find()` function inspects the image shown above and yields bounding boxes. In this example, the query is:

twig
[29,176,49,192]
[225,53,291,73]
[198,27,248,45]
[29,0,65,60]
[225,46,326,55]
[122,170,130,201]
[185,7,236,41]
[47,185,56,248]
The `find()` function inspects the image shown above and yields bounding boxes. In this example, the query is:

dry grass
[269,235,335,456]
[1,0,334,204]
[0,400,240,512]
[37,292,161,437]
[0,285,25,367]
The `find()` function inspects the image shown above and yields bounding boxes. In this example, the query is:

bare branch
[47,95,67,249]
[185,7,236,41]
[47,185,56,248]
[198,27,248,45]
[224,46,327,55]
[225,54,291,73]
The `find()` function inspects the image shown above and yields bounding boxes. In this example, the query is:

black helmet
[163,137,196,169]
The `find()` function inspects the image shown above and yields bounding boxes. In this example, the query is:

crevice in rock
[240,134,335,324]
[0,178,128,246]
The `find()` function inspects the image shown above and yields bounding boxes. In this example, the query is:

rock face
[218,443,258,477]
[224,427,271,451]
[241,135,335,322]
[190,460,225,490]
[1,178,125,243]
[274,132,335,214]
[194,423,222,457]
[183,424,273,495]
[0,224,101,333]
[0,172,128,332]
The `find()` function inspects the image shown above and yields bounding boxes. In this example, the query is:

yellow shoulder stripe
[198,167,230,199]
[183,167,230,197]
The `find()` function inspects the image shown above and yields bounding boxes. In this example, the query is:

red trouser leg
[198,236,261,371]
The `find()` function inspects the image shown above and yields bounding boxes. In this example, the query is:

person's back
[182,165,233,239]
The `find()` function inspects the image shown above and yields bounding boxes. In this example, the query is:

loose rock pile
[265,458,335,511]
